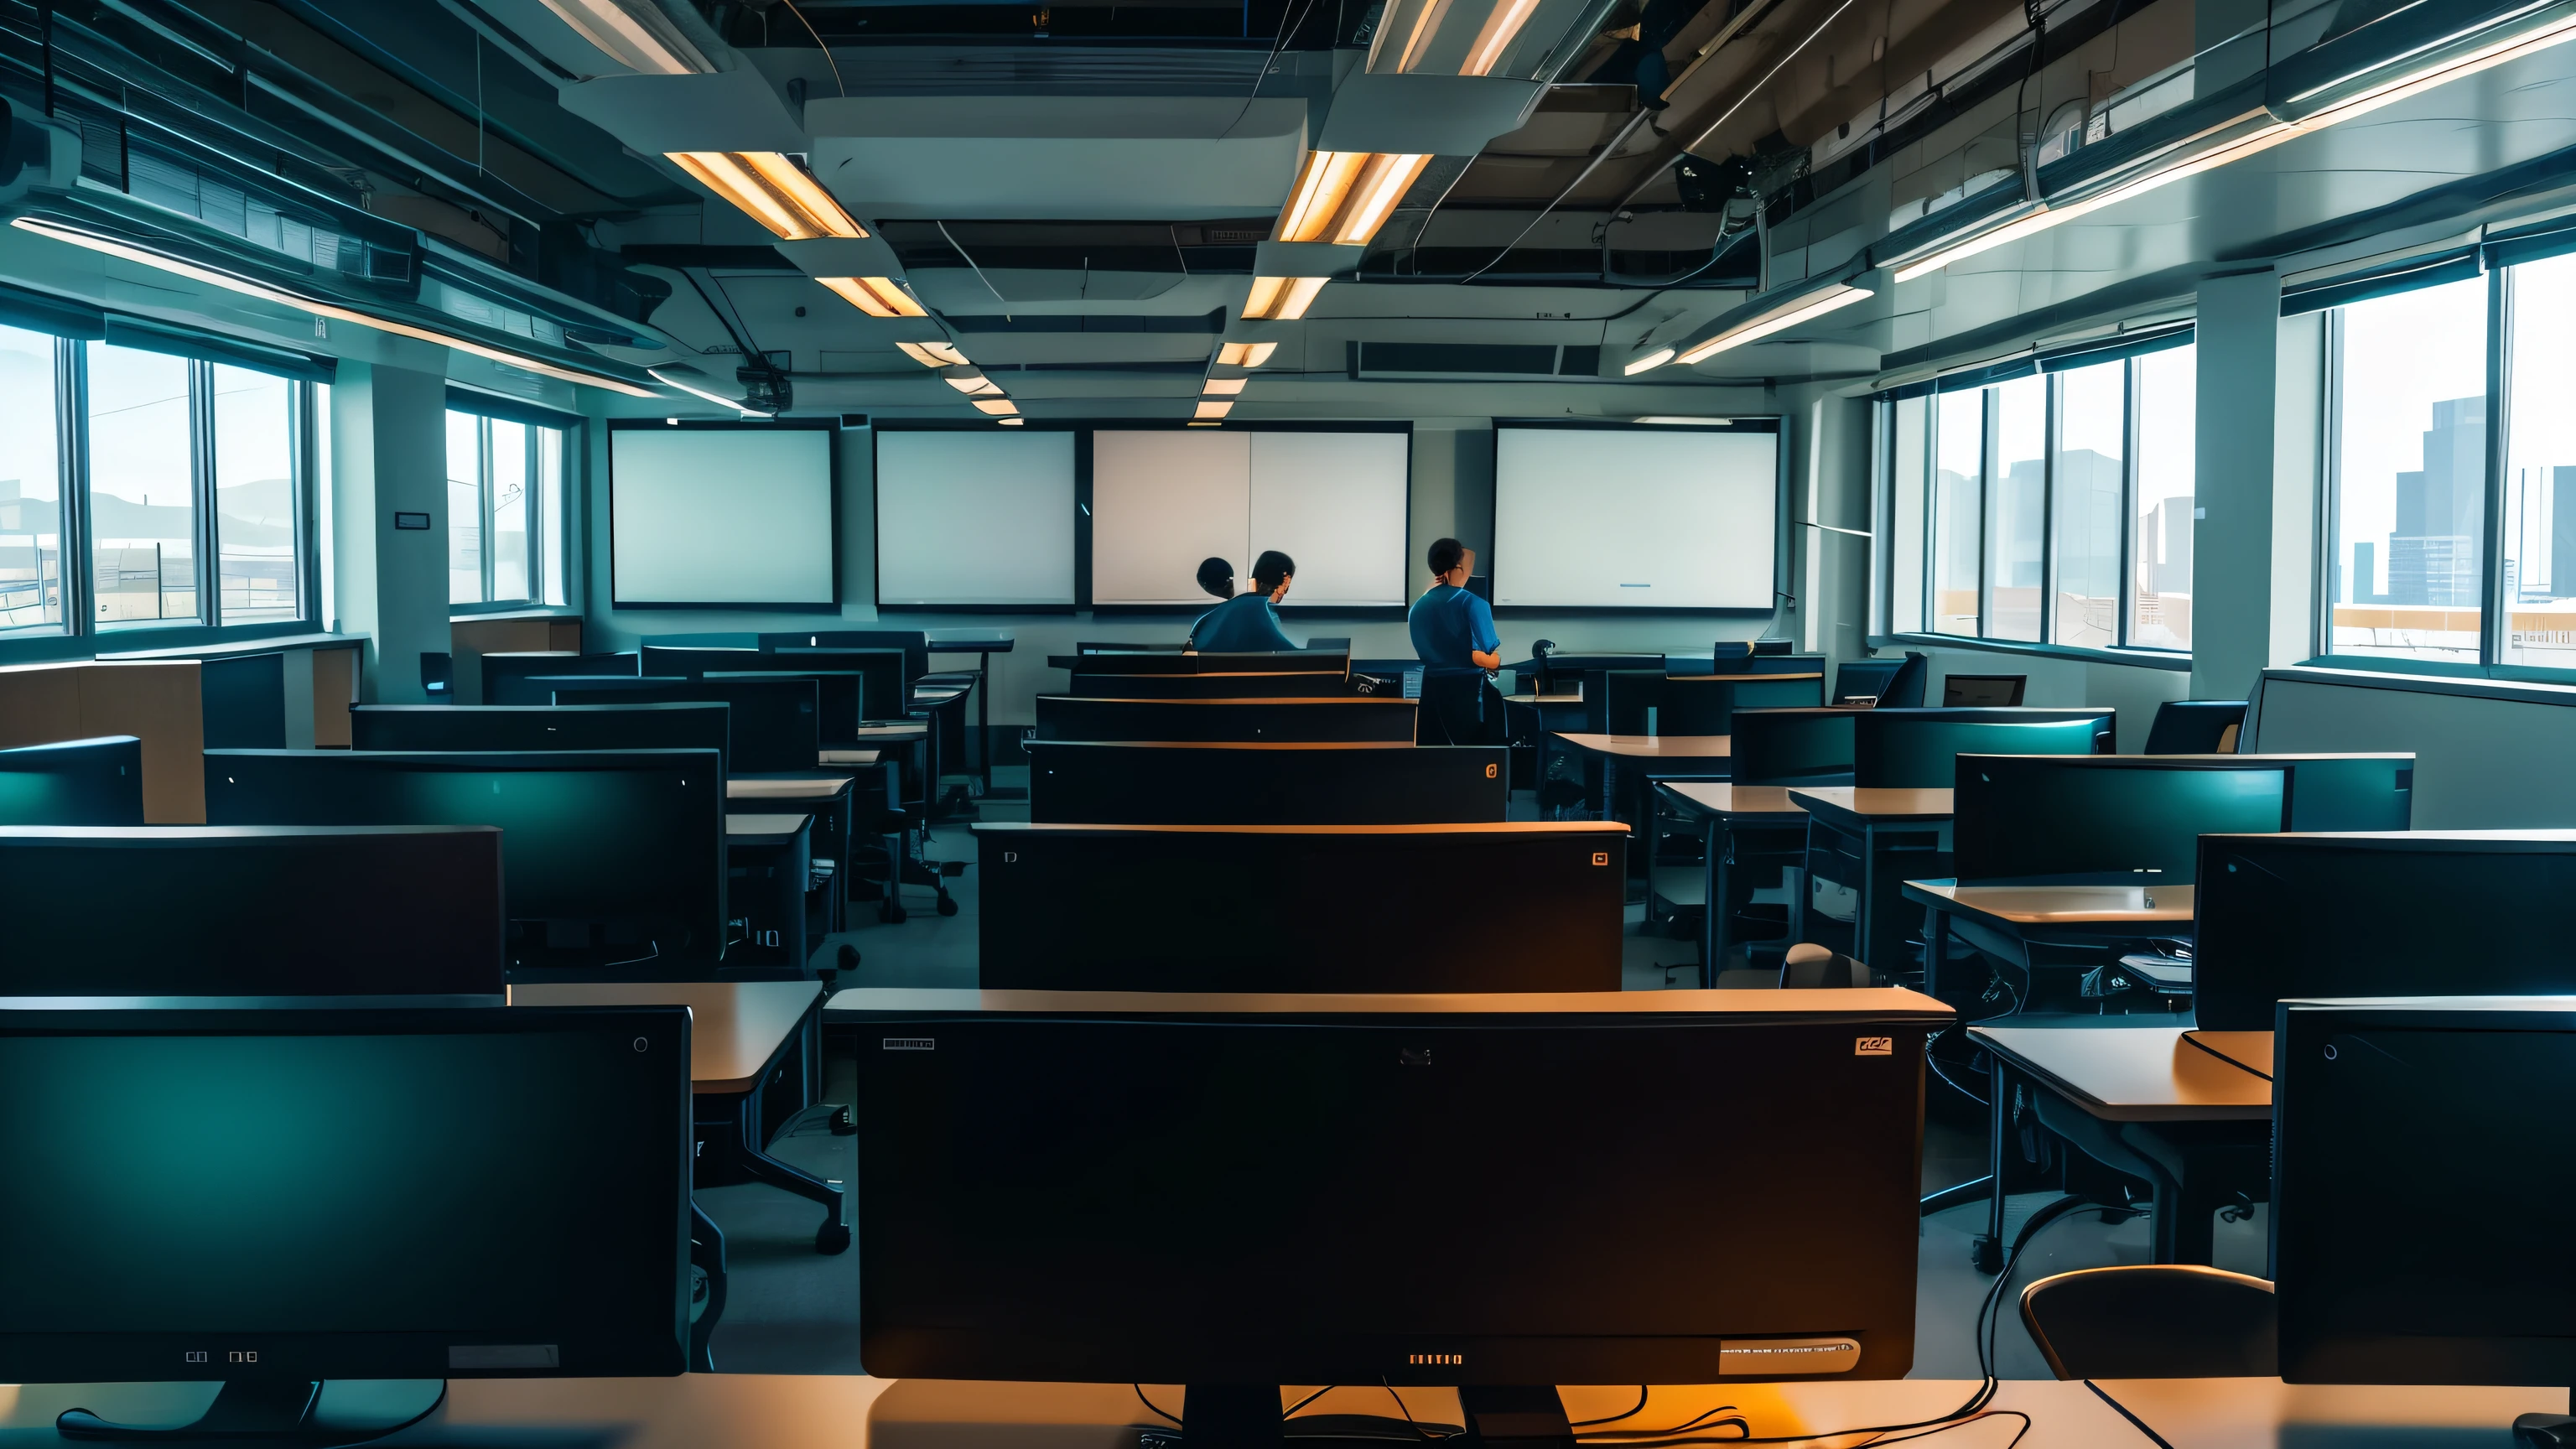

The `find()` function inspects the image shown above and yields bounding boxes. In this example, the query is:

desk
[926,629,1012,793]
[1789,787,1954,982]
[1550,735,1732,873]
[731,772,864,927]
[725,812,813,971]
[1969,1021,2271,1270]
[1657,782,1805,986]
[908,684,971,805]
[512,979,844,1254]
[1904,881,2197,1010]
[2096,1377,2568,1447]
[1504,688,1582,791]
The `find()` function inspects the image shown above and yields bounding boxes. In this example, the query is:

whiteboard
[1493,427,1776,608]
[1091,428,1409,607]
[875,431,1077,606]
[611,427,834,605]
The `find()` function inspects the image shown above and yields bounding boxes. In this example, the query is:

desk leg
[975,650,993,794]
[1854,823,1878,971]
[1923,906,1950,1001]
[704,1088,849,1255]
[1704,818,1727,989]
[1976,1057,2012,1275]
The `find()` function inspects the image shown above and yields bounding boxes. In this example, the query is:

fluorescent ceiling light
[897,340,969,368]
[1377,0,1540,75]
[1217,341,1278,368]
[1633,416,1734,425]
[1276,153,1432,246]
[10,217,657,396]
[943,369,1004,396]
[1195,399,1234,419]
[972,397,1018,415]
[1461,0,1540,75]
[996,417,1025,425]
[1202,377,1248,396]
[667,153,866,241]
[819,275,925,319]
[1623,346,1675,376]
[1243,276,1327,322]
[1893,13,2576,283]
[535,0,712,75]
[649,366,768,415]
[1673,282,1873,365]
[1278,152,1368,242]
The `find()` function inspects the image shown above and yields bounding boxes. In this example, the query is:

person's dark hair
[1195,557,1235,600]
[1252,549,1296,592]
[1427,538,1467,576]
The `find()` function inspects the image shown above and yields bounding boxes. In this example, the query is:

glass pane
[2052,361,2126,647]
[1888,397,1926,635]
[2329,277,2489,661]
[2503,254,2576,667]
[539,427,566,607]
[87,344,196,628]
[447,411,483,605]
[212,365,298,624]
[2132,345,2196,649]
[491,419,530,602]
[317,384,335,631]
[1987,374,2045,641]
[0,326,63,634]
[1931,390,1983,635]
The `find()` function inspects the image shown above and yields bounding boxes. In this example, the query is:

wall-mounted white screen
[611,427,835,605]
[875,430,1077,606]
[1493,425,1777,609]
[1090,429,1409,607]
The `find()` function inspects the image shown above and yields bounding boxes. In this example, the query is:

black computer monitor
[1941,674,2026,707]
[852,991,1941,1399]
[2191,833,2576,1031]
[1728,709,1857,786]
[766,630,929,683]
[351,704,732,777]
[203,749,726,969]
[1950,756,2289,885]
[637,644,761,680]
[1851,709,2114,787]
[0,735,143,825]
[1834,660,1903,705]
[1605,673,1826,735]
[482,652,639,706]
[553,678,818,773]
[0,825,503,997]
[2273,997,2576,1397]
[0,1004,688,1423]
[755,648,910,720]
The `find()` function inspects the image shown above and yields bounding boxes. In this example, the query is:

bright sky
[2335,276,2488,595]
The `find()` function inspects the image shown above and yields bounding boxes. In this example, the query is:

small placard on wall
[394,512,432,530]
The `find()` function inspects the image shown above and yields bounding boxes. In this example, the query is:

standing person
[1187,549,1301,652]
[1409,538,1504,745]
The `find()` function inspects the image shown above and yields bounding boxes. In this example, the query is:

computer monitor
[0,735,143,825]
[2273,997,2576,1398]
[2273,754,2415,830]
[0,1004,688,1428]
[1851,709,2114,788]
[0,825,503,997]
[1728,709,1857,786]
[1950,756,2290,885]
[351,704,732,778]
[1607,674,1827,735]
[763,648,911,719]
[852,990,1942,1400]
[482,652,639,706]
[203,749,726,969]
[765,630,930,683]
[1834,660,1903,706]
[2190,832,2576,1031]
[553,678,818,773]
[1940,674,2026,707]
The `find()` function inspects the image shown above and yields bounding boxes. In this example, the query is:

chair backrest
[2019,1265,2277,1379]
[1709,641,1756,674]
[1781,942,1872,988]
[1943,673,2026,707]
[2144,699,2250,754]
[1835,659,1903,704]
[1882,652,1929,709]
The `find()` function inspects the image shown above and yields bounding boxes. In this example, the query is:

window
[2501,252,2576,667]
[1882,342,2197,652]
[444,406,572,609]
[212,365,299,623]
[0,325,63,634]
[87,344,196,628]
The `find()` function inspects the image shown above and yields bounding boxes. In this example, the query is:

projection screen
[1492,424,1778,609]
[875,429,1078,607]
[610,425,835,606]
[1090,428,1409,607]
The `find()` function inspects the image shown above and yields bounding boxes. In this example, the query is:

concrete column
[2191,269,2288,700]
[1798,392,1873,671]
[329,360,451,704]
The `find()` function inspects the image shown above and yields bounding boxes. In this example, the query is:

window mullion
[480,418,497,605]
[193,361,216,628]
[2482,266,2511,667]
[59,339,90,637]
[1980,389,1997,638]
[2038,375,2059,646]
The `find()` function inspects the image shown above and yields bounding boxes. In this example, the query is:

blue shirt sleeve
[1187,606,1213,649]
[1259,602,1298,651]
[1468,595,1501,655]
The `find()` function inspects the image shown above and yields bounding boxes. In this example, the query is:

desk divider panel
[1027,742,1508,824]
[1851,708,2115,788]
[1035,695,1419,743]
[1066,673,1360,699]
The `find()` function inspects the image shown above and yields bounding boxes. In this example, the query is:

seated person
[1188,550,1300,652]
[1409,537,1504,745]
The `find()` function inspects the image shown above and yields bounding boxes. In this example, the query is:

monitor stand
[1175,1385,1574,1449]
[58,1379,446,1445]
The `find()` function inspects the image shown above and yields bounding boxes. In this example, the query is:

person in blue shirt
[1409,537,1504,745]
[1188,549,1300,652]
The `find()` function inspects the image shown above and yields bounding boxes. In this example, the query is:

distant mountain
[0,478,295,546]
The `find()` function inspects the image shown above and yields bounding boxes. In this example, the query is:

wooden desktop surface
[1505,692,1584,704]
[2184,1029,2275,1079]
[510,979,820,1095]
[1789,786,1955,821]
[728,772,856,801]
[830,984,1951,1021]
[2090,1377,2567,1446]
[726,812,812,839]
[1552,732,1732,759]
[974,820,1628,837]
[1664,670,1826,683]
[1906,880,2197,924]
[1658,781,1805,818]
[1968,1022,2272,1121]
[1031,740,1429,752]
[847,723,929,740]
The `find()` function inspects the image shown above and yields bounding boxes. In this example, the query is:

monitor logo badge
[884,1038,936,1051]
[1854,1037,1892,1057]
[1591,852,1608,866]
[1407,1353,1463,1365]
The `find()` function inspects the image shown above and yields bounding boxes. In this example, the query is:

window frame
[445,397,579,619]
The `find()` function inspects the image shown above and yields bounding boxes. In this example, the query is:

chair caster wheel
[1970,1236,2003,1275]
[829,1104,855,1135]
[837,943,860,971]
[936,895,959,917]
[883,905,908,924]
[816,1222,852,1254]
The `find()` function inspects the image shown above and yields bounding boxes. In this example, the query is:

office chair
[1709,641,1756,674]
[2018,1265,2277,1379]
[2144,699,2249,754]
[1781,942,1874,988]
[1942,673,2027,707]
[689,1202,726,1373]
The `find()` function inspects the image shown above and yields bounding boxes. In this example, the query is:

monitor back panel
[1852,709,2113,788]
[483,653,637,706]
[730,649,908,720]
[2193,834,2576,1030]
[979,825,1624,990]
[1050,652,1348,678]
[1027,744,1509,824]
[2279,756,2414,831]
[352,704,730,776]
[0,825,503,995]
[1950,757,2288,883]
[1067,673,1355,699]
[1034,696,1419,743]
[857,1005,1926,1384]
[0,736,144,826]
[556,679,819,772]
[773,631,929,683]
[1728,710,1857,786]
